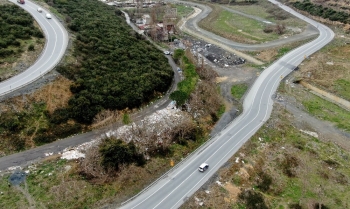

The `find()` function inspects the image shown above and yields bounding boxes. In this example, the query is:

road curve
[178,0,319,51]
[119,1,334,208]
[0,0,68,96]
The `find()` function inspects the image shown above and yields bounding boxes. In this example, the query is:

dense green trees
[0,5,43,61]
[293,0,350,24]
[48,0,174,123]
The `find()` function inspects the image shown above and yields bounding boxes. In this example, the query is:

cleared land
[198,1,306,44]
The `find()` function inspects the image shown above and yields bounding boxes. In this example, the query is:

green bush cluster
[0,5,43,61]
[99,137,145,171]
[293,0,350,24]
[47,0,174,123]
[170,49,199,106]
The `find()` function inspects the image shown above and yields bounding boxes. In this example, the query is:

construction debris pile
[61,107,191,159]
[183,37,246,67]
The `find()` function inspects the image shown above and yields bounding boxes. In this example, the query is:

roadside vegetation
[0,0,174,155]
[0,44,224,209]
[182,103,350,208]
[293,0,350,24]
[231,83,248,100]
[0,4,44,81]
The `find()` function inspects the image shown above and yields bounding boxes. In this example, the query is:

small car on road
[46,13,52,19]
[198,163,209,172]
[37,7,43,13]
[164,51,170,55]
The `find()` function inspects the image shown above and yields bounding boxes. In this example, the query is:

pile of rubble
[60,107,189,159]
[183,37,246,67]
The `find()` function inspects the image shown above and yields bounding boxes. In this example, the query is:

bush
[238,189,268,209]
[28,44,35,51]
[99,137,145,171]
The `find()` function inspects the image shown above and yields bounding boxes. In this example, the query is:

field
[199,0,307,44]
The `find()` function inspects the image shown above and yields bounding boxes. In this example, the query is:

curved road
[119,1,334,208]
[179,0,319,51]
[0,0,68,96]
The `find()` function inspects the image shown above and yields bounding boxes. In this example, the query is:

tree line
[46,0,174,124]
[293,0,350,24]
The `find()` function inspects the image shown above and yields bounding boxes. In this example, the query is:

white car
[46,13,52,19]
[37,7,42,13]
[164,51,170,55]
[198,163,209,172]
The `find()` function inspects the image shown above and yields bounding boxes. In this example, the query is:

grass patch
[302,94,350,132]
[176,4,194,17]
[231,83,248,100]
[334,79,350,101]
[199,5,279,44]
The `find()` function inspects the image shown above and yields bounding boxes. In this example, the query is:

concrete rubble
[60,106,188,159]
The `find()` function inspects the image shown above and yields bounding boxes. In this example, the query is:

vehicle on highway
[37,7,43,13]
[17,0,25,4]
[46,13,52,19]
[198,163,209,172]
[164,51,170,55]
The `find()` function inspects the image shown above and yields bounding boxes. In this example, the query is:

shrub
[28,44,35,51]
[99,137,145,171]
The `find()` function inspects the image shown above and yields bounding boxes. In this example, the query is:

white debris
[326,62,334,65]
[65,165,72,172]
[48,172,53,176]
[235,157,240,163]
[216,181,223,186]
[24,170,30,174]
[300,129,318,138]
[61,150,85,160]
[258,137,262,141]
[281,146,285,149]
[194,197,200,202]
[205,190,210,194]
[44,152,53,156]
[241,160,245,164]
[328,167,333,170]
[7,166,21,171]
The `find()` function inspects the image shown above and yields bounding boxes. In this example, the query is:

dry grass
[0,76,72,113]
[295,38,350,100]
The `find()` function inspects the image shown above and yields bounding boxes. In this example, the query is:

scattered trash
[300,129,318,138]
[61,149,85,160]
[216,181,223,186]
[9,170,27,186]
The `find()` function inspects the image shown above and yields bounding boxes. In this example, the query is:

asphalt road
[178,0,319,51]
[0,0,68,96]
[119,1,334,208]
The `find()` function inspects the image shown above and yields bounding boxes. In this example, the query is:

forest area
[0,0,173,154]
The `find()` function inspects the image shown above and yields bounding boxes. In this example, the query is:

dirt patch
[256,48,279,62]
[223,183,240,202]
